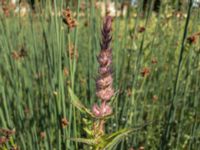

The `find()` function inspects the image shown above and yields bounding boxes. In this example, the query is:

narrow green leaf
[68,87,95,117]
[69,138,97,146]
[103,128,134,149]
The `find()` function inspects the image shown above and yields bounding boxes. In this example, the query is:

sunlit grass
[0,1,200,149]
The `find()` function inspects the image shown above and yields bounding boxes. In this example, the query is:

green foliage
[68,87,94,118]
[0,0,200,150]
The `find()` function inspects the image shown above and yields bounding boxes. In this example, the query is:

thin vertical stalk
[159,0,193,149]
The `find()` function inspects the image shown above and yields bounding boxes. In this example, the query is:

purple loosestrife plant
[69,15,137,150]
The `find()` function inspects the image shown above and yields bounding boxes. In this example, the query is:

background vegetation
[0,0,200,149]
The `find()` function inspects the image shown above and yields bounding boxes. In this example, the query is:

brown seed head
[63,67,69,77]
[0,128,15,137]
[141,67,150,77]
[151,57,158,64]
[68,44,78,60]
[138,26,145,33]
[11,47,27,60]
[187,35,197,45]
[61,118,69,128]
[40,132,46,139]
[63,8,77,29]
[152,95,158,103]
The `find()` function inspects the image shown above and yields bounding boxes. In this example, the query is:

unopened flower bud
[101,103,112,116]
[92,104,101,117]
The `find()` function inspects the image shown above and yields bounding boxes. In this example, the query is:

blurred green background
[0,0,200,149]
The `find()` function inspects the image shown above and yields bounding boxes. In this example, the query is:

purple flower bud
[98,67,110,75]
[101,102,112,116]
[92,104,101,117]
[96,86,114,102]
[96,75,113,89]
[103,16,113,33]
[97,50,112,66]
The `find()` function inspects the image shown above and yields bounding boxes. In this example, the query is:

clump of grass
[0,0,200,149]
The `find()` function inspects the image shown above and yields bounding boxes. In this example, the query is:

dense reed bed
[0,0,200,149]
